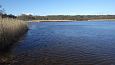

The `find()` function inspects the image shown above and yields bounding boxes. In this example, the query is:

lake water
[1,21,115,65]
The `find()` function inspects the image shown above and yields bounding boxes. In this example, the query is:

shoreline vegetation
[0,17,28,50]
[32,19,115,22]
[32,20,75,22]
[16,15,115,22]
[88,19,115,21]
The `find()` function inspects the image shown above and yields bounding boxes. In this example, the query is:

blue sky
[0,0,115,15]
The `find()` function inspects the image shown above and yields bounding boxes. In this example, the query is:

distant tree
[0,5,3,16]
[17,14,35,21]
[0,5,5,15]
[0,5,6,18]
[7,14,16,18]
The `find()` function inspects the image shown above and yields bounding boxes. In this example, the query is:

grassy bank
[0,17,28,50]
[88,19,115,21]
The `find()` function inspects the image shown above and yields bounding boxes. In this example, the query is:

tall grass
[0,17,28,49]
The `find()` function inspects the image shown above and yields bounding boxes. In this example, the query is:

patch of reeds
[0,17,28,49]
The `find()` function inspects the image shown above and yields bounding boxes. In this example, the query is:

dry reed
[0,17,28,49]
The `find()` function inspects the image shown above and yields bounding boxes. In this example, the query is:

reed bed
[0,17,28,49]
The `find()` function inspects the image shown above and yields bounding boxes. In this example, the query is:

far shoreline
[30,19,115,22]
[88,19,115,21]
[32,20,75,22]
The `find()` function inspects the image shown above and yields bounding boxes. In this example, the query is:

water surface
[1,21,115,65]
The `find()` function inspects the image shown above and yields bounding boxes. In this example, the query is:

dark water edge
[0,33,28,65]
[1,21,115,65]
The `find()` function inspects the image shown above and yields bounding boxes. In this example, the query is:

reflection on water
[1,21,115,65]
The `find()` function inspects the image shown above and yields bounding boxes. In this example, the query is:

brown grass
[0,17,28,49]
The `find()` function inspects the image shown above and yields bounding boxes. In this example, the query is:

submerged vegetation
[0,17,28,49]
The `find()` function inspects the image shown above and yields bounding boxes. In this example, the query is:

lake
[1,21,115,65]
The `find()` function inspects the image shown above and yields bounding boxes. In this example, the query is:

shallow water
[1,21,115,65]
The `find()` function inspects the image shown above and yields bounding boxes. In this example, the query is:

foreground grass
[0,18,28,49]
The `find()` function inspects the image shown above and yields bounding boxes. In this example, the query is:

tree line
[17,15,115,21]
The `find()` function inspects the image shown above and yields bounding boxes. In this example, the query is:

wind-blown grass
[0,17,28,49]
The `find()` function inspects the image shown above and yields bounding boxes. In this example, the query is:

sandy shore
[32,20,75,22]
[29,19,115,22]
